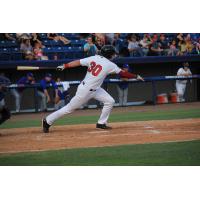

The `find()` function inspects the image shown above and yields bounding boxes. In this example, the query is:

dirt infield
[0,118,200,154]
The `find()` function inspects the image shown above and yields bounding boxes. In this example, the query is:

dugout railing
[3,75,200,113]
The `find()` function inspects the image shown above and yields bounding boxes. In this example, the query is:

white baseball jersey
[80,55,121,89]
[176,67,192,84]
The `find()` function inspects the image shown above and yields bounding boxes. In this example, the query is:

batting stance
[42,45,144,133]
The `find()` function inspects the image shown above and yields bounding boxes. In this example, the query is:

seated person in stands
[195,38,200,54]
[158,34,169,55]
[37,73,59,112]
[0,73,11,125]
[33,42,48,60]
[128,34,143,57]
[168,40,180,56]
[20,39,35,60]
[10,73,35,113]
[95,36,104,51]
[185,38,195,55]
[30,33,44,48]
[4,33,16,41]
[112,33,123,54]
[47,33,70,45]
[84,35,98,56]
[117,64,130,106]
[178,39,187,55]
[148,35,164,56]
[139,34,152,56]
[16,33,32,42]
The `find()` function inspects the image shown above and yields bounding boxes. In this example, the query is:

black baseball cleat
[96,123,112,129]
[42,118,50,133]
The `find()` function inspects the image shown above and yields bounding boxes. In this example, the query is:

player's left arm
[119,70,144,81]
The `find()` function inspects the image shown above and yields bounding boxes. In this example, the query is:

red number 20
[87,61,102,76]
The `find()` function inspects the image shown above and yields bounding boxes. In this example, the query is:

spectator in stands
[185,38,195,54]
[178,39,187,55]
[16,33,32,42]
[20,39,35,60]
[10,73,35,113]
[195,38,200,54]
[117,64,130,106]
[4,33,16,41]
[30,33,44,48]
[0,33,15,41]
[112,33,123,54]
[95,36,104,51]
[95,33,105,45]
[37,73,59,112]
[128,34,144,57]
[148,36,164,56]
[176,62,192,102]
[159,34,169,55]
[105,33,114,44]
[47,33,70,45]
[33,42,48,60]
[84,36,98,56]
[176,33,184,44]
[168,40,180,56]
[139,34,152,56]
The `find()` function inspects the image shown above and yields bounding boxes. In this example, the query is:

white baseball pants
[46,83,115,125]
[176,82,186,102]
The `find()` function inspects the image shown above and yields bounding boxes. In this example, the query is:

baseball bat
[17,66,54,70]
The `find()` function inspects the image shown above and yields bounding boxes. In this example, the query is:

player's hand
[57,64,65,71]
[137,75,144,81]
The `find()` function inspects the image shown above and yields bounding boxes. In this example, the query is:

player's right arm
[57,57,92,71]
[57,60,81,71]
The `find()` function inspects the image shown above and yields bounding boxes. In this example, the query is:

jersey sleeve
[108,63,121,74]
[80,57,92,67]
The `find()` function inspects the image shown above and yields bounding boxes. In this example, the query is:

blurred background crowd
[0,33,200,61]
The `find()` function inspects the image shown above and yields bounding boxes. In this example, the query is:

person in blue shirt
[117,64,131,106]
[10,72,35,113]
[0,73,11,125]
[37,73,58,112]
[84,35,98,57]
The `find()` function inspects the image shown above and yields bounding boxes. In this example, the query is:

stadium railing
[4,75,200,113]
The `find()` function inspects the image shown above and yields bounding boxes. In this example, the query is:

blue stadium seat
[0,48,11,60]
[6,40,18,47]
[39,33,47,39]
[42,40,52,47]
[0,41,6,48]
[11,48,23,60]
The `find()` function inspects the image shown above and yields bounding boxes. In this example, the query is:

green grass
[1,108,200,129]
[0,140,200,166]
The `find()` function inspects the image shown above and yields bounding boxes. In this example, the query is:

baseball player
[55,77,70,110]
[176,62,192,102]
[42,45,144,133]
[10,72,35,113]
[37,73,59,112]
[0,74,11,125]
